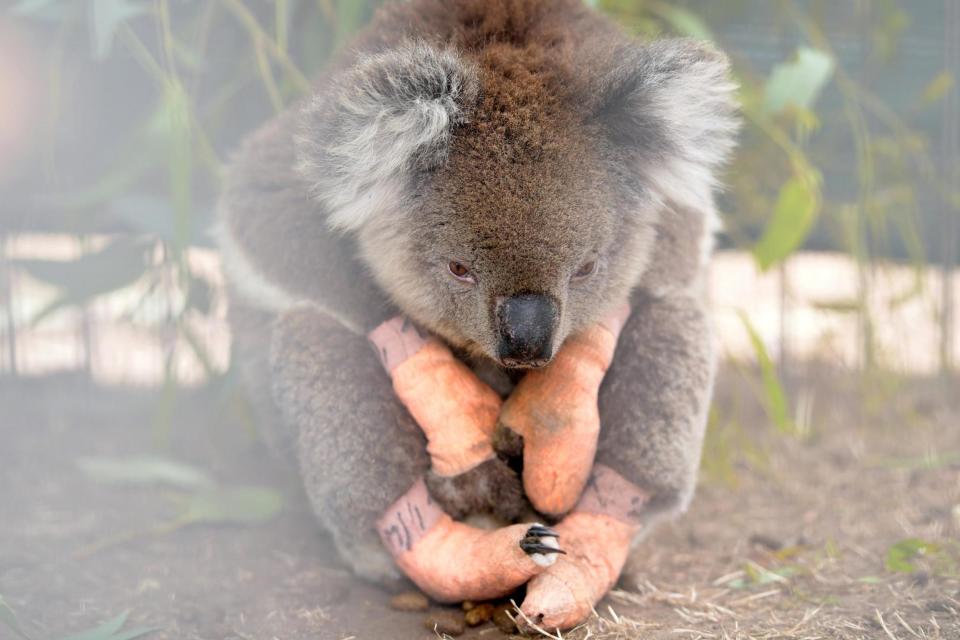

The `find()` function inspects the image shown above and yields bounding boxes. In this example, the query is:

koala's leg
[519,292,714,631]
[594,291,714,524]
[270,307,430,586]
[270,307,559,598]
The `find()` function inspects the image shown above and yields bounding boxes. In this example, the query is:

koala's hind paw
[492,421,524,459]
[425,457,528,522]
[520,524,565,567]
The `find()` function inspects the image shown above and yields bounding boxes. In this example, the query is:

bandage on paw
[498,304,631,516]
[369,317,502,477]
[519,465,647,631]
[378,478,565,603]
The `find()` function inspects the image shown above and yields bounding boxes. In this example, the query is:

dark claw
[520,540,567,556]
[525,524,559,538]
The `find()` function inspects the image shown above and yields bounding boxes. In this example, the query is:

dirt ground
[2,365,959,640]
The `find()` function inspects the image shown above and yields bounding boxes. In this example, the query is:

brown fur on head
[295,0,738,366]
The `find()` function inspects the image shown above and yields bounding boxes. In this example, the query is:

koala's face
[360,120,652,367]
[297,40,737,366]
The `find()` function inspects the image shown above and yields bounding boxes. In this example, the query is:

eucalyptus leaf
[738,312,795,435]
[763,47,835,115]
[921,70,954,105]
[59,611,129,640]
[180,486,283,526]
[102,627,159,640]
[77,456,213,489]
[752,175,821,271]
[59,619,157,640]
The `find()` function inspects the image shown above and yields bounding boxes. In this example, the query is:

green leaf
[77,456,213,489]
[60,611,129,640]
[180,486,283,526]
[102,627,159,640]
[58,613,157,640]
[90,0,146,59]
[0,595,34,640]
[885,538,938,573]
[762,47,835,115]
[921,70,954,106]
[738,312,795,435]
[752,174,821,271]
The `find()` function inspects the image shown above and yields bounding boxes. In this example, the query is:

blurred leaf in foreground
[763,47,835,115]
[752,174,822,271]
[59,610,157,640]
[738,311,795,435]
[920,70,955,106]
[178,486,284,526]
[77,456,213,490]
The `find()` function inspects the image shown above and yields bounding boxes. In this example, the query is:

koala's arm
[594,203,716,524]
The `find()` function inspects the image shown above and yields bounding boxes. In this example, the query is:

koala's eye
[448,260,475,283]
[572,260,597,281]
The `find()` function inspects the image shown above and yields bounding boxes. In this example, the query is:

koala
[217,0,738,587]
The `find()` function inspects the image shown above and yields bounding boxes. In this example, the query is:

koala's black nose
[496,293,558,368]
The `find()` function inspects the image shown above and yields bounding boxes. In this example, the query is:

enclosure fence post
[2,233,17,377]
[940,0,959,377]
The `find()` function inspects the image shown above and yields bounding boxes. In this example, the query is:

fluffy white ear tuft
[597,39,740,216]
[296,41,479,231]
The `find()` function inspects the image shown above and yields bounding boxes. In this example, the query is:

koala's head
[296,38,737,367]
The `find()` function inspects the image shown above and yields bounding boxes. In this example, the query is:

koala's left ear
[594,39,740,213]
[296,41,479,231]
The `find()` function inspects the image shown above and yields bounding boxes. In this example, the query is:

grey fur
[217,0,739,584]
[296,41,480,231]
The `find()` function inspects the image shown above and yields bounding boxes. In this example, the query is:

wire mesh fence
[0,0,957,388]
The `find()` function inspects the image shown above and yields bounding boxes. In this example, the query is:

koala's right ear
[295,41,479,231]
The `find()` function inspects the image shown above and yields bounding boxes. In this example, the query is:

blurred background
[1,2,958,639]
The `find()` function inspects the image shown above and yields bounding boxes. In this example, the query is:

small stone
[464,603,495,626]
[389,591,430,612]
[423,611,465,636]
[492,604,518,634]
[461,600,475,611]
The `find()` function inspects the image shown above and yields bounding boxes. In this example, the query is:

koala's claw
[521,542,567,555]
[520,524,565,567]
[525,524,560,539]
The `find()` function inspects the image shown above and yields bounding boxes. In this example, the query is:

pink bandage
[519,465,647,631]
[378,478,560,602]
[377,477,446,555]
[369,317,501,478]
[574,464,649,526]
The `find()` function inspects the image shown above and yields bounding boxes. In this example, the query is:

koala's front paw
[425,457,528,522]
